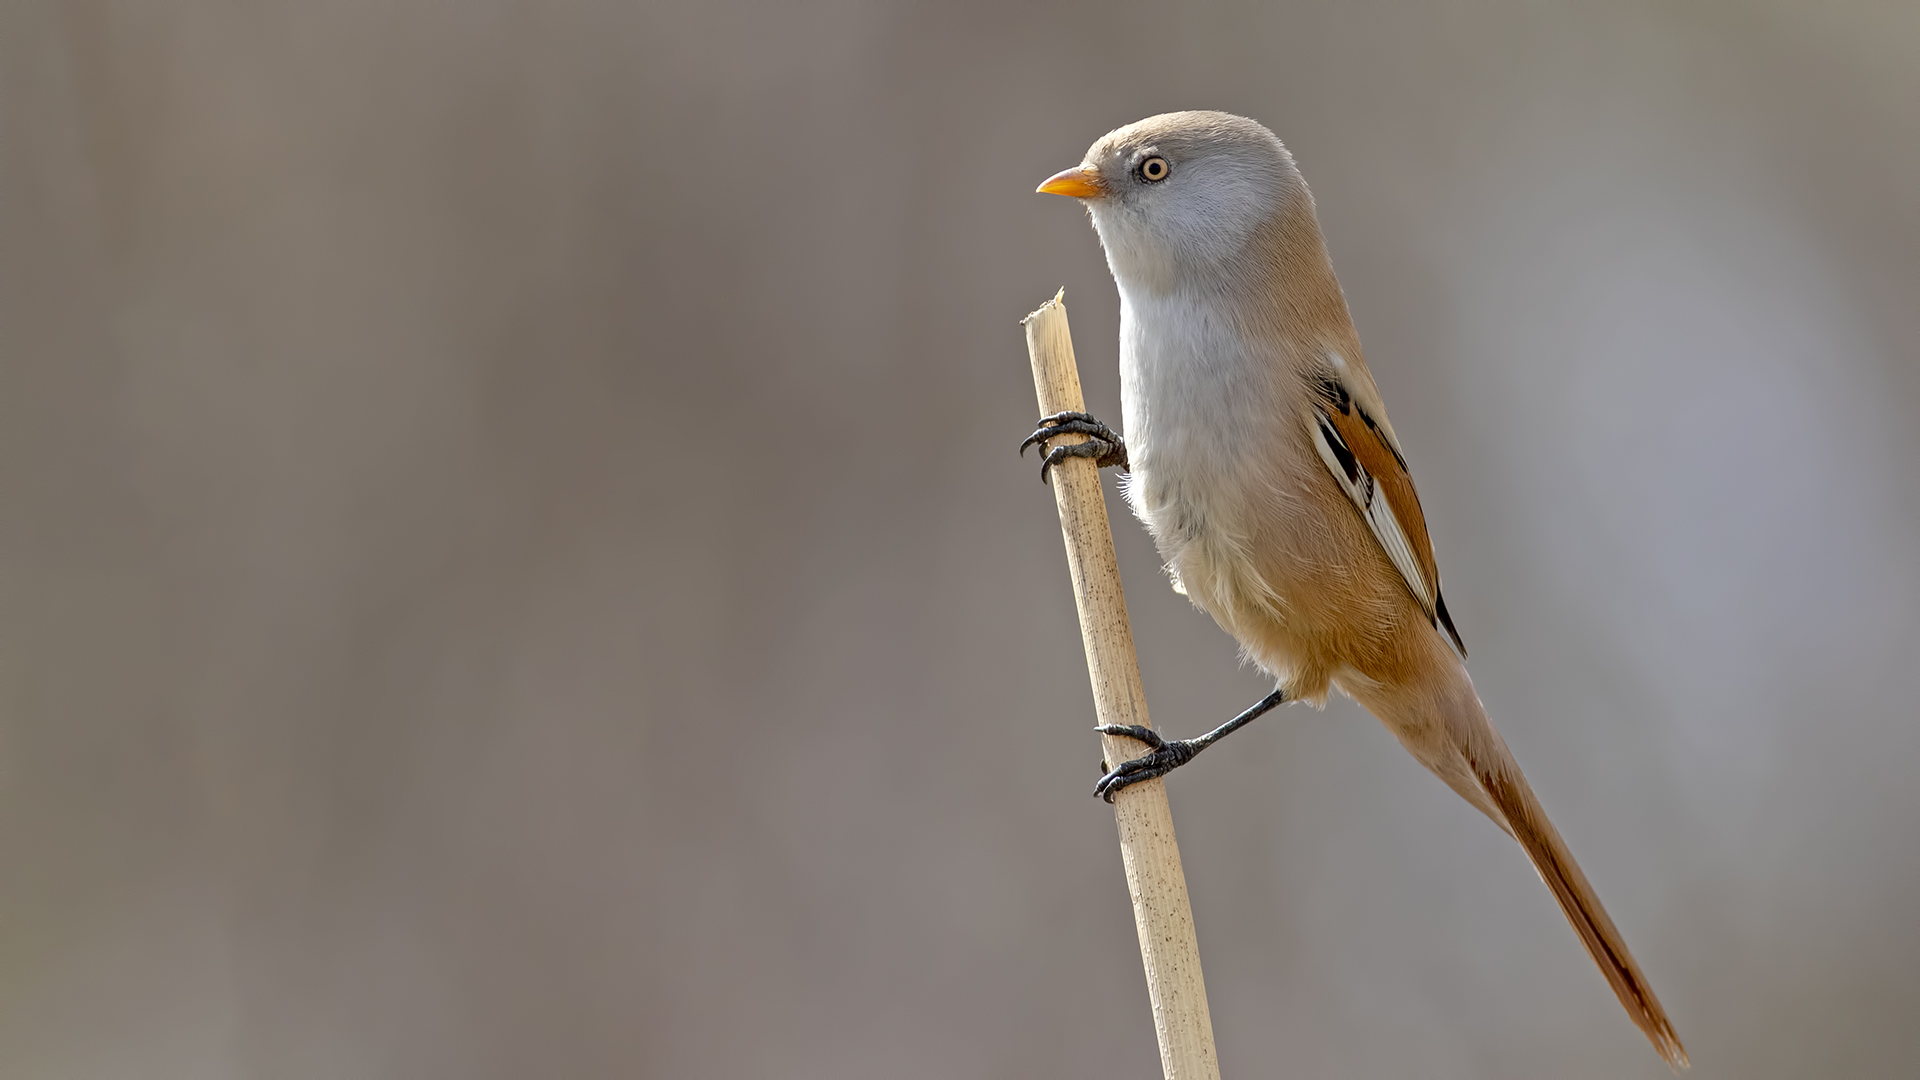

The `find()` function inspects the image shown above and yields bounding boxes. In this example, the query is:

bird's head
[1038,111,1305,295]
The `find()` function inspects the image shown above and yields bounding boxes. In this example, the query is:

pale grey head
[1038,111,1309,294]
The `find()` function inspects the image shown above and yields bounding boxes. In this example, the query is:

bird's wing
[1308,353,1467,655]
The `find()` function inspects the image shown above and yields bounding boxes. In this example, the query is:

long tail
[1352,667,1688,1070]
[1477,746,1689,1069]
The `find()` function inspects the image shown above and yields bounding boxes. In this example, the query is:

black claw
[1093,727,1199,802]
[1093,723,1164,749]
[1019,410,1128,483]
[1088,689,1289,802]
[1020,411,1100,450]
[1038,439,1113,482]
[1020,417,1116,455]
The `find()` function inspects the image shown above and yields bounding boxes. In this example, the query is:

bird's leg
[1093,688,1287,802]
[1019,410,1128,483]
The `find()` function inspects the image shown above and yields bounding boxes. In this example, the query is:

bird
[1025,110,1686,1069]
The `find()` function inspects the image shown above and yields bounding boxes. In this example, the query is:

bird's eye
[1137,156,1170,183]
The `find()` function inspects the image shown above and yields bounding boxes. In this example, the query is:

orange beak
[1036,164,1105,199]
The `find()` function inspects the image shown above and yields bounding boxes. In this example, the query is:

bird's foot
[1093,725,1201,802]
[1020,411,1128,483]
[1088,689,1288,803]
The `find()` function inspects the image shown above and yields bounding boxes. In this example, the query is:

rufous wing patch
[1310,370,1467,655]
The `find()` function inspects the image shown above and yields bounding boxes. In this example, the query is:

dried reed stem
[1022,290,1221,1080]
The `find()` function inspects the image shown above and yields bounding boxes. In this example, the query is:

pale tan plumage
[1038,111,1686,1068]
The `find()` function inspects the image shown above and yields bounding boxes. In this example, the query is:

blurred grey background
[3,2,1917,1077]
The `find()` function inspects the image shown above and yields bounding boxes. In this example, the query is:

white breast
[1115,284,1294,614]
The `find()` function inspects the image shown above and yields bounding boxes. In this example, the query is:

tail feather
[1476,760,1689,1071]
[1350,662,1687,1070]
